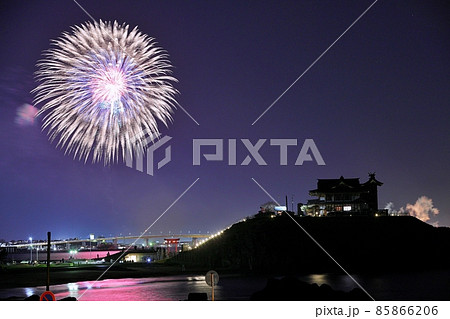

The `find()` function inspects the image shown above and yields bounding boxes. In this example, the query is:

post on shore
[46,232,51,291]
[211,272,215,301]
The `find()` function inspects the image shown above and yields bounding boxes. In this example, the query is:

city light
[68,283,78,291]
[29,237,32,263]
[194,230,225,249]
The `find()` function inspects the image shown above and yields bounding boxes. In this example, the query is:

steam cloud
[402,196,439,222]
[384,202,395,214]
[386,196,440,223]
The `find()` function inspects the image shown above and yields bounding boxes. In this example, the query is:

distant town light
[68,283,78,291]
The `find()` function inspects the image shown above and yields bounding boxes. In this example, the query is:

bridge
[4,233,211,249]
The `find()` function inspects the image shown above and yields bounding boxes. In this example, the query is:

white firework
[33,20,177,164]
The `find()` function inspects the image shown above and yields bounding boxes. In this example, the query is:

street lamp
[28,237,32,264]
[89,234,94,261]
[69,249,77,257]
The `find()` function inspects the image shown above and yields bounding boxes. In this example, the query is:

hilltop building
[302,173,386,216]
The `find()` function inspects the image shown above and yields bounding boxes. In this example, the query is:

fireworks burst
[33,20,177,163]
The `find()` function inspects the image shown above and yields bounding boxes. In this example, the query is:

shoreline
[2,262,450,291]
[1,264,449,301]
[0,263,207,290]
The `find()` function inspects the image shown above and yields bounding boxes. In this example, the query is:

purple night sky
[0,0,449,241]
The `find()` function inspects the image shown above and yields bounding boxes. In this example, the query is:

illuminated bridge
[4,233,211,250]
[2,232,224,262]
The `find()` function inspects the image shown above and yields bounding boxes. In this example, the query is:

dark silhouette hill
[174,215,450,274]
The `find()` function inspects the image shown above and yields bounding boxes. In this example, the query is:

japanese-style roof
[309,176,360,194]
[309,174,382,195]
[362,173,383,187]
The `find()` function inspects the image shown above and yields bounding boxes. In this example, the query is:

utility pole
[46,232,51,291]
[291,194,294,212]
[29,237,32,264]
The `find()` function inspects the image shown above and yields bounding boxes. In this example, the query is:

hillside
[174,215,450,274]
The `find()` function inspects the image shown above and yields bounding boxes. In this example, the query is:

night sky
[0,0,449,241]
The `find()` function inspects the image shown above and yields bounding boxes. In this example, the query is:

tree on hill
[259,201,277,213]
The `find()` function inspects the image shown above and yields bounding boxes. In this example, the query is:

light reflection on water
[302,274,359,292]
[24,287,35,297]
[57,276,221,301]
[0,275,266,301]
[1,271,449,300]
[0,274,363,301]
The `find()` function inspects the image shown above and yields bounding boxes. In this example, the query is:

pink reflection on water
[52,276,211,301]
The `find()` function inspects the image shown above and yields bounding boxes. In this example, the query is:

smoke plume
[402,196,439,222]
[384,202,395,215]
[385,196,440,223]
